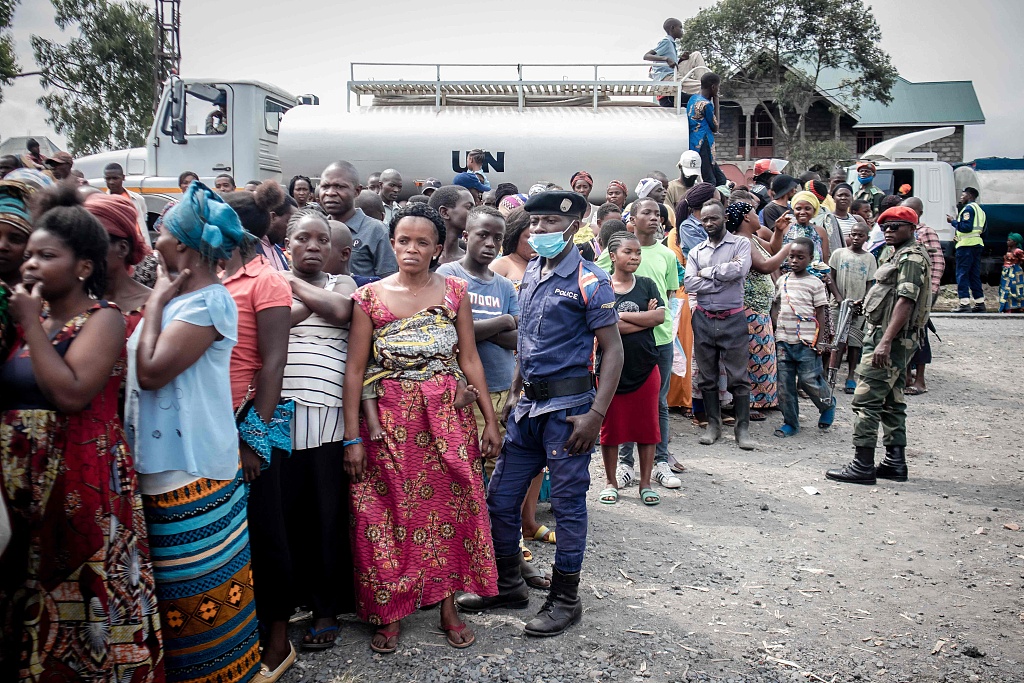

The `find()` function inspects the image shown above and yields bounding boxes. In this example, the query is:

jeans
[955,244,984,301]
[488,404,592,573]
[777,341,833,429]
[618,343,673,467]
[698,138,727,187]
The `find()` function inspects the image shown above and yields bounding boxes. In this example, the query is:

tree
[682,0,897,152]
[31,0,155,155]
[0,0,20,103]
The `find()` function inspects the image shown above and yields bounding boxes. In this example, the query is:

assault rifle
[826,299,860,403]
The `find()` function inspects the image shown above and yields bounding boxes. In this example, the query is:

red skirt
[600,366,661,446]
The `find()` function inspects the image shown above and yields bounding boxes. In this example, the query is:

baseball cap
[678,150,701,178]
[45,151,73,167]
[419,178,442,195]
[753,158,788,176]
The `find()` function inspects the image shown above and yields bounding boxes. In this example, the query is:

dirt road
[288,315,1023,683]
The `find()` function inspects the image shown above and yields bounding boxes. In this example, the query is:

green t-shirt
[596,242,680,346]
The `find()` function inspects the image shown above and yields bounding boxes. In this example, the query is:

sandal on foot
[301,624,339,651]
[520,537,532,562]
[750,410,767,422]
[599,487,619,504]
[818,399,836,429]
[256,642,296,682]
[904,386,927,395]
[370,626,400,654]
[532,525,556,544]
[440,622,476,649]
[521,558,551,590]
[844,379,857,394]
[774,424,799,438]
[640,488,661,506]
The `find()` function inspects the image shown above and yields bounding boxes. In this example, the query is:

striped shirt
[282,274,351,449]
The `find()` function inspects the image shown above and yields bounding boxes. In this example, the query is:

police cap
[523,190,587,218]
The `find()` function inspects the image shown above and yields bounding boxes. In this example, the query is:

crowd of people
[0,116,952,682]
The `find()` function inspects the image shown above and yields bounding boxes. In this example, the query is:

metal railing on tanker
[346,62,693,114]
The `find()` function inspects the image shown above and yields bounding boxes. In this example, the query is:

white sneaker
[654,462,682,489]
[615,463,636,488]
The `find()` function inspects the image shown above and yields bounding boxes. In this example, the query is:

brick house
[716,63,985,166]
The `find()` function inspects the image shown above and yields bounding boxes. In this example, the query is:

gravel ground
[283,315,1023,683]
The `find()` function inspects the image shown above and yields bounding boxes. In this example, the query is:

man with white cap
[667,150,702,209]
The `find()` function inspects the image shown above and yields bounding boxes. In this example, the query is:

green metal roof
[790,59,985,128]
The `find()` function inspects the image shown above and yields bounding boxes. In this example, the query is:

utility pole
[153,0,182,113]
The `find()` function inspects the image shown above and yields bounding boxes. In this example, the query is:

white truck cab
[74,78,297,224]
[845,127,959,249]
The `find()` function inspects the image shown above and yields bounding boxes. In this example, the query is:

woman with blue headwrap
[125,181,264,683]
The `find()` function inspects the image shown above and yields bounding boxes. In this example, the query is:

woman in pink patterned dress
[342,203,501,654]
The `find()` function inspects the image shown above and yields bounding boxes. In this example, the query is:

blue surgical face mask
[860,175,875,185]
[528,222,575,258]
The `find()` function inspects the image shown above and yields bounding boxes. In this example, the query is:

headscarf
[493,183,519,206]
[85,192,150,265]
[677,181,716,217]
[162,180,251,261]
[635,178,661,199]
[3,168,53,192]
[0,180,34,235]
[791,190,820,214]
[498,193,527,217]
[1009,233,1024,249]
[570,171,594,191]
[607,180,627,195]
[726,201,753,232]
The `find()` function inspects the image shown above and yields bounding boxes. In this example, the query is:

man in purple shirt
[683,200,754,450]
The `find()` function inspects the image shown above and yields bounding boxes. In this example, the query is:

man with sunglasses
[826,206,931,486]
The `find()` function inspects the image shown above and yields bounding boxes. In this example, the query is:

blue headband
[162,180,251,261]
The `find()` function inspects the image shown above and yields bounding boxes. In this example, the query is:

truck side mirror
[170,78,187,145]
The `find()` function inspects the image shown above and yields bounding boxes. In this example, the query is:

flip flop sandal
[599,487,619,504]
[520,537,532,562]
[440,622,476,649]
[774,424,799,438]
[532,525,556,544]
[256,642,295,682]
[750,410,767,422]
[301,624,339,651]
[521,558,551,590]
[844,380,857,394]
[669,460,687,473]
[640,488,661,506]
[904,386,927,395]
[370,626,400,654]
[818,401,836,429]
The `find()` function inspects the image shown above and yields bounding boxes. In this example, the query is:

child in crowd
[999,232,1024,313]
[773,237,835,437]
[597,231,665,505]
[828,222,877,392]
[597,218,629,251]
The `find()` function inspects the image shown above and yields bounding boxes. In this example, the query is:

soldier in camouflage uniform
[826,206,931,485]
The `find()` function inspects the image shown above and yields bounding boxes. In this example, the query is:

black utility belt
[522,375,595,402]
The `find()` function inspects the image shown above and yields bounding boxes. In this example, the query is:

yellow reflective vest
[953,202,986,248]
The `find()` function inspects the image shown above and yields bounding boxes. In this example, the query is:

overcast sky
[3,0,1022,160]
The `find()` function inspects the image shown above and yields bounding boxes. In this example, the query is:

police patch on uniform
[560,198,572,213]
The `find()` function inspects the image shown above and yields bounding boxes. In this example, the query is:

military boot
[456,554,530,612]
[826,446,877,485]
[875,445,908,481]
[523,567,582,637]
[699,393,722,445]
[733,399,755,451]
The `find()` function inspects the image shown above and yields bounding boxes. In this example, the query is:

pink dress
[350,276,497,625]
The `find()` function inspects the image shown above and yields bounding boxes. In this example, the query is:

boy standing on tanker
[457,191,623,638]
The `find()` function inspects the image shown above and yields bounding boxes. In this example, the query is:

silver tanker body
[279,105,690,199]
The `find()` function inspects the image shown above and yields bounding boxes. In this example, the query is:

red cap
[877,206,918,225]
[855,161,876,172]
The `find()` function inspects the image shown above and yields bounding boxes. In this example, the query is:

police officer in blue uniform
[457,191,623,637]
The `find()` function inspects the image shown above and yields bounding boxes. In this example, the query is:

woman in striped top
[281,210,357,651]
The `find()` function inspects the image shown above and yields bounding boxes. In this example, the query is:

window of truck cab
[264,98,291,135]
[161,85,228,137]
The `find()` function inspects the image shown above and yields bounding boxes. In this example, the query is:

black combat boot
[523,567,582,637]
[733,398,755,451]
[456,554,530,613]
[699,393,722,445]
[972,302,987,313]
[825,446,877,485]
[875,445,908,481]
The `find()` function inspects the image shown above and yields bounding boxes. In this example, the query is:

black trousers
[247,447,295,623]
[698,138,727,186]
[282,442,354,618]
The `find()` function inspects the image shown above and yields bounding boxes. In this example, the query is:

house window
[856,130,884,154]
[753,109,774,147]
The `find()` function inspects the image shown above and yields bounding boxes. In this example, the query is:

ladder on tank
[346,63,695,114]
